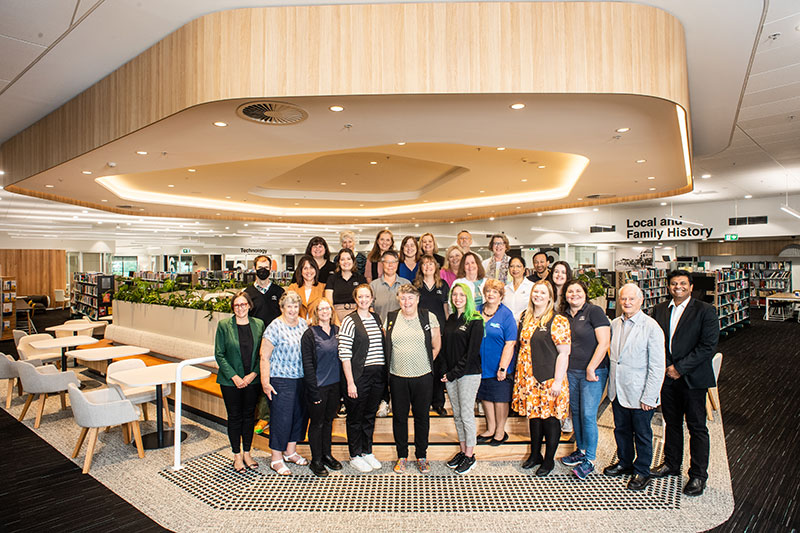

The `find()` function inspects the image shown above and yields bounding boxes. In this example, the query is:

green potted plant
[576,269,611,310]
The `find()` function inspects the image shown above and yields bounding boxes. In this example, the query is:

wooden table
[65,345,150,362]
[111,363,210,449]
[30,335,99,371]
[765,292,800,321]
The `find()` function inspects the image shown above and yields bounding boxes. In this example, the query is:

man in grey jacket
[603,283,666,491]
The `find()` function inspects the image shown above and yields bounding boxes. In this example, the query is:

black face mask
[256,268,270,280]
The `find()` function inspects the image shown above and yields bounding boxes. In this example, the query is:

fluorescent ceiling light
[780,204,800,220]
[530,226,578,234]
[676,105,692,180]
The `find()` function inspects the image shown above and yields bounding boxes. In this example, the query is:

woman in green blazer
[215,291,265,472]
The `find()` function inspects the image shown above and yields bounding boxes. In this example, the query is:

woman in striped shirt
[339,284,387,473]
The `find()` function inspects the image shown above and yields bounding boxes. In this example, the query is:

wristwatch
[499,367,506,373]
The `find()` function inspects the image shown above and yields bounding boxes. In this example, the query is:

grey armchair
[107,359,173,426]
[16,360,80,428]
[68,382,145,473]
[17,334,62,367]
[1,354,21,409]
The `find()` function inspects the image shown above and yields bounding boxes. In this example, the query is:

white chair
[13,329,27,348]
[16,360,80,428]
[54,289,68,310]
[1,354,22,409]
[68,382,145,473]
[706,352,723,421]
[107,359,173,426]
[17,333,62,367]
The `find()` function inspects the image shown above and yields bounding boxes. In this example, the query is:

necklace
[483,306,498,318]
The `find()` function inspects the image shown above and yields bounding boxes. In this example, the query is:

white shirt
[503,278,534,322]
[668,297,690,353]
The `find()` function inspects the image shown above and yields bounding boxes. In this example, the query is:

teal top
[214,316,265,387]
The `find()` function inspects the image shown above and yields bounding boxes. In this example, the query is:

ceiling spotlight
[225,226,229,230]
[649,187,656,191]
[537,213,543,217]
[660,202,667,206]
[136,151,148,155]
[45,184,54,188]
[538,165,546,169]
[397,142,406,146]
[592,208,599,212]
[521,179,528,182]
[497,147,506,151]
[701,174,711,179]
[636,159,646,164]
[479,190,485,193]
[329,105,344,112]
[516,206,521,209]
[489,217,495,221]
[101,199,108,202]
[369,161,377,165]
[188,168,196,172]
[414,223,420,227]
[244,223,249,227]
[510,103,525,110]
[0,170,4,175]
[616,127,630,133]
[168,184,175,188]
[225,196,231,199]
[647,176,655,180]
[82,170,92,175]
[744,194,752,199]
[213,121,228,127]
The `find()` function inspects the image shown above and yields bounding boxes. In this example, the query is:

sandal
[245,459,259,470]
[283,452,309,466]
[233,459,246,473]
[270,460,291,476]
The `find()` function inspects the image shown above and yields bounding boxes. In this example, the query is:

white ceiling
[0,0,798,246]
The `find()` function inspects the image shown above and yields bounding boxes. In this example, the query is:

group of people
[213,229,720,496]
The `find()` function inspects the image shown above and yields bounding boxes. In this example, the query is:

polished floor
[1,309,798,532]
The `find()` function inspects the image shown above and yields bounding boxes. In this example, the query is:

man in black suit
[650,270,719,496]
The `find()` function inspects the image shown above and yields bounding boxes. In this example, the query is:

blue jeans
[567,367,609,461]
[611,398,655,477]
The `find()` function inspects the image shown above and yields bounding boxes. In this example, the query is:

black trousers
[306,383,341,462]
[390,372,433,459]
[661,378,710,480]
[612,399,655,477]
[344,365,386,457]
[220,381,260,453]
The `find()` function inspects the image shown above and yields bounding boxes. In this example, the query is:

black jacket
[441,313,483,381]
[244,283,284,327]
[653,298,719,389]
[301,325,340,403]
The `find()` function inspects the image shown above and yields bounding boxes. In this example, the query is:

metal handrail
[171,356,215,471]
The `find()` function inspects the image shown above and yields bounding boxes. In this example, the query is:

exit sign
[182,248,192,254]
[724,234,738,241]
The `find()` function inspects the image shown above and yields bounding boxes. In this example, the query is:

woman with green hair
[439,282,485,474]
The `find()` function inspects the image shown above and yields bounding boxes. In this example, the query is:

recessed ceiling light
[225,226,229,230]
[537,213,543,217]
[467,213,472,215]
[744,194,752,199]
[510,103,525,110]
[636,159,646,164]
[139,208,144,211]
[244,223,249,227]
[82,210,88,214]
[658,242,663,245]
[414,223,420,227]
[0,170,4,175]
[516,206,521,209]
[479,190,485,193]
[101,199,108,202]
[329,105,344,112]
[213,121,227,127]
[168,184,175,188]
[136,151,148,155]
[359,204,365,207]
[660,202,667,206]
[82,170,92,175]
[216,212,221,215]
[340,182,347,185]
[616,127,630,133]
[97,221,103,225]
[497,147,506,151]
[489,217,495,221]
[225,196,231,199]
[521,178,528,182]
[649,187,656,191]
[397,142,406,145]
[45,184,54,188]
[73,215,78,219]
[369,161,377,165]
[294,202,300,205]
[647,176,656,180]
[701,173,711,179]
[188,168,196,173]
[637,241,643,244]
[592,208,599,212]
[538,165,546,169]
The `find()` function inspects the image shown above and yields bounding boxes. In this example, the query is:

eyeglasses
[382,260,398,265]
[492,242,505,247]
[233,303,249,309]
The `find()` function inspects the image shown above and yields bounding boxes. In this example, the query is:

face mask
[256,267,270,280]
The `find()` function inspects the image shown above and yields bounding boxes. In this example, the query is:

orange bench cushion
[77,338,114,349]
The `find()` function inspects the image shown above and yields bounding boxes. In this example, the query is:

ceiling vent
[729,216,768,226]
[236,101,308,125]
[116,205,133,209]
[585,193,616,200]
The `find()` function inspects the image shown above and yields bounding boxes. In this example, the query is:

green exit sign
[182,248,191,254]
[724,234,738,241]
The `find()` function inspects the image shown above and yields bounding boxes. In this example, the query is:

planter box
[112,301,231,344]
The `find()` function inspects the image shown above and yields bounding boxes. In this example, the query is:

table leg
[139,383,187,449]
[156,384,164,447]
[61,347,67,372]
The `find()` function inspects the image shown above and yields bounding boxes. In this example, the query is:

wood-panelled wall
[698,239,798,257]
[0,2,688,183]
[0,250,66,307]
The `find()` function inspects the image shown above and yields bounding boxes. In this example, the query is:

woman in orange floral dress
[512,280,571,476]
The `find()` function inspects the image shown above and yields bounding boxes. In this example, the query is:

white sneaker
[561,416,573,433]
[376,400,390,418]
[363,453,381,470]
[350,455,373,472]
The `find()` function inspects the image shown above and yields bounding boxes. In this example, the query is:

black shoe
[627,474,652,491]
[447,452,466,469]
[683,477,706,496]
[489,433,509,446]
[455,455,476,474]
[433,405,447,416]
[309,461,329,477]
[476,434,493,444]
[535,463,553,477]
[603,462,634,476]
[322,455,343,470]
[650,463,681,477]
[522,454,543,469]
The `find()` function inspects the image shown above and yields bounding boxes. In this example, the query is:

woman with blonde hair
[339,230,367,275]
[365,229,395,282]
[512,280,571,477]
[301,298,342,477]
[419,232,445,268]
[440,245,464,287]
